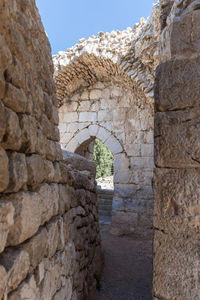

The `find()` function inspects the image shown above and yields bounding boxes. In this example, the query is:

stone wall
[57,58,154,235]
[54,4,161,235]
[0,1,101,299]
[153,0,200,298]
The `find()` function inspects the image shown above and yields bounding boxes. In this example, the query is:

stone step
[98,209,112,217]
[98,198,113,205]
[98,204,112,211]
[97,193,113,200]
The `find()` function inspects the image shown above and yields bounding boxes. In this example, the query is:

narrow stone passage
[94,224,153,300]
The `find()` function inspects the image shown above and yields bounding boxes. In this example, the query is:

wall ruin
[0,1,101,299]
[54,7,160,235]
[153,0,200,298]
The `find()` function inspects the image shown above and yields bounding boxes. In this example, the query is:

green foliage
[93,138,114,178]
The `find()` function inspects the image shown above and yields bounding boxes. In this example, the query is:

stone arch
[64,125,123,156]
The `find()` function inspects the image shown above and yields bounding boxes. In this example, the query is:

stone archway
[57,53,154,235]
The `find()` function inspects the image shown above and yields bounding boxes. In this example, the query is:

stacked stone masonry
[153,0,200,299]
[54,5,161,235]
[0,0,200,299]
[0,1,101,300]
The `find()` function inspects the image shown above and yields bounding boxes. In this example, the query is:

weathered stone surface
[1,108,22,150]
[8,275,40,300]
[153,231,200,300]
[3,83,28,113]
[53,278,72,300]
[7,191,41,246]
[0,249,30,293]
[0,265,7,299]
[26,154,45,185]
[155,108,200,168]
[0,146,9,192]
[21,227,48,271]
[6,152,28,193]
[0,100,6,142]
[0,202,14,253]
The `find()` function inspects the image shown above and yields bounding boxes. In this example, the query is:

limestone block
[58,122,66,133]
[6,152,28,193]
[90,89,102,100]
[0,265,7,300]
[141,144,154,157]
[79,111,97,122]
[7,191,41,246]
[53,278,72,300]
[105,135,122,154]
[153,230,200,300]
[1,108,22,150]
[97,110,112,122]
[155,58,200,112]
[80,90,89,100]
[100,98,118,110]
[110,86,122,98]
[0,249,30,293]
[125,143,141,156]
[45,140,62,162]
[8,275,39,300]
[38,183,59,225]
[88,124,99,137]
[114,154,131,184]
[0,73,5,100]
[78,100,91,111]
[3,83,28,113]
[0,34,12,71]
[40,263,62,300]
[22,227,48,271]
[46,219,60,258]
[155,109,200,168]
[19,115,37,153]
[0,147,9,192]
[131,157,154,169]
[154,168,200,232]
[0,100,6,141]
[0,202,14,253]
[59,101,78,112]
[59,112,78,123]
[44,159,55,182]
[96,127,111,143]
[58,184,71,214]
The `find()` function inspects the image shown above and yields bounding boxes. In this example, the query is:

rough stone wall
[0,1,101,299]
[153,0,200,298]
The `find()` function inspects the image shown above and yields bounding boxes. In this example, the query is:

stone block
[6,152,28,193]
[79,111,97,122]
[19,115,37,153]
[141,144,153,157]
[155,58,200,112]
[0,100,6,142]
[53,278,72,300]
[58,184,71,214]
[105,135,122,154]
[0,265,7,300]
[97,110,112,122]
[8,275,39,300]
[0,249,30,293]
[3,83,28,113]
[90,89,102,100]
[155,109,200,168]
[26,154,45,186]
[153,231,200,300]
[22,227,48,271]
[38,183,59,225]
[44,159,55,182]
[154,168,200,233]
[59,112,78,123]
[0,202,14,253]
[40,263,62,300]
[88,124,99,137]
[96,127,111,143]
[0,147,9,192]
[6,191,41,246]
[1,108,22,150]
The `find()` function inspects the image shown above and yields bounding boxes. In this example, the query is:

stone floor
[93,223,153,300]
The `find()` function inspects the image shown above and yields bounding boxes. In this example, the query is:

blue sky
[36,0,155,55]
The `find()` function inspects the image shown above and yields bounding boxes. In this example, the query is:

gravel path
[94,225,153,300]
